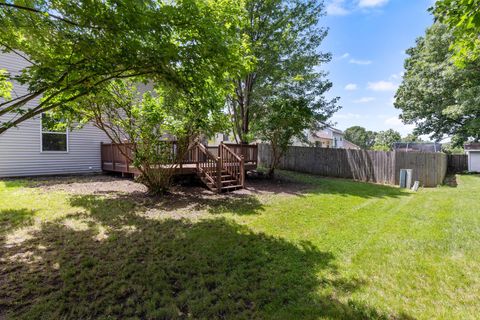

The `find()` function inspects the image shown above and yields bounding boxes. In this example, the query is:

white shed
[465,143,480,172]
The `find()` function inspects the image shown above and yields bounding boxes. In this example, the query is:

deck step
[221,185,243,190]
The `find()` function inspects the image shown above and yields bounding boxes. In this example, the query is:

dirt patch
[19,173,310,198]
[23,174,148,195]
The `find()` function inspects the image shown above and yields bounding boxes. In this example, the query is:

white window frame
[40,114,69,153]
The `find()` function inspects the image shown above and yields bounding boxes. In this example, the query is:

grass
[1,172,480,319]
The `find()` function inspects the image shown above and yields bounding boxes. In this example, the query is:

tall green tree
[230,0,335,143]
[432,0,480,66]
[372,129,401,151]
[0,0,245,134]
[343,126,376,149]
[0,69,12,99]
[395,23,480,145]
[254,92,336,177]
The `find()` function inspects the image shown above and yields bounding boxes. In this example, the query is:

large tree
[230,0,334,143]
[344,126,376,149]
[254,90,337,177]
[394,23,480,145]
[0,69,12,99]
[432,0,480,67]
[0,0,245,134]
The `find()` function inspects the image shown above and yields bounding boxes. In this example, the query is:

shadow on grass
[0,208,36,235]
[69,191,265,220]
[0,196,414,320]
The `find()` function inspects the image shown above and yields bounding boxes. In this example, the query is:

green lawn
[1,172,479,319]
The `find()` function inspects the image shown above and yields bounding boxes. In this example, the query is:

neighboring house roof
[312,131,332,140]
[311,126,344,140]
[343,139,361,150]
[329,127,344,135]
[465,143,480,151]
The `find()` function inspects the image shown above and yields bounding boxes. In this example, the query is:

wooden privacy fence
[258,144,448,187]
[447,154,468,173]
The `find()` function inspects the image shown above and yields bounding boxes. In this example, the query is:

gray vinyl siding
[0,51,110,177]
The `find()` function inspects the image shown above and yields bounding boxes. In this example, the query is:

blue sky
[321,0,434,136]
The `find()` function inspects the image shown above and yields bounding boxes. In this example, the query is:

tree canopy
[372,129,401,151]
[343,126,376,150]
[0,0,246,134]
[432,0,480,66]
[229,0,337,144]
[394,23,480,146]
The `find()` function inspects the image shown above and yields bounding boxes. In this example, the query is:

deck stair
[194,142,245,193]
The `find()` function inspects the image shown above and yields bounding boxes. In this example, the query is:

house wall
[467,151,480,172]
[0,51,110,177]
[332,132,344,148]
[292,127,345,148]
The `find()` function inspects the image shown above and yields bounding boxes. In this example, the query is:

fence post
[240,155,245,187]
[216,156,222,193]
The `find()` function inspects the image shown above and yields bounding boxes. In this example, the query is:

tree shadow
[0,208,36,235]
[0,209,414,319]
[68,190,266,221]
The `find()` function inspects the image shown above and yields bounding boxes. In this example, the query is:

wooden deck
[101,141,258,192]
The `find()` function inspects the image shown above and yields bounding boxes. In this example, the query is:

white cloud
[384,117,403,126]
[327,0,350,15]
[367,81,397,91]
[332,112,363,119]
[389,72,404,80]
[358,0,389,8]
[339,53,350,59]
[353,97,375,103]
[349,58,372,65]
[327,0,389,16]
[344,83,358,91]
[384,116,415,135]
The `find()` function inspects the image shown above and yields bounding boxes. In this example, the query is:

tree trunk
[267,141,282,179]
[232,73,256,144]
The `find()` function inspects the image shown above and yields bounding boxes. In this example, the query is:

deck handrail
[219,143,245,187]
[194,141,222,190]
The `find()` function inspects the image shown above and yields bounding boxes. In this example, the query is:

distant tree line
[343,126,426,151]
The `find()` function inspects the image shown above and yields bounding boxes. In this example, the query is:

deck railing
[223,143,258,164]
[101,141,197,173]
[101,141,257,191]
[194,143,222,190]
[219,143,244,187]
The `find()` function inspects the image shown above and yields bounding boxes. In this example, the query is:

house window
[41,113,68,152]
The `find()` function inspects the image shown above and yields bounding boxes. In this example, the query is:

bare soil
[16,173,310,198]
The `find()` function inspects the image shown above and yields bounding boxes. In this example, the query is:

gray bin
[399,169,412,189]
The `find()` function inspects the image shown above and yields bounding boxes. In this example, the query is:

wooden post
[111,143,115,171]
[100,142,104,171]
[216,156,222,193]
[125,144,130,173]
[240,155,245,187]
